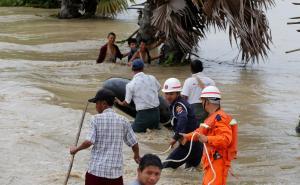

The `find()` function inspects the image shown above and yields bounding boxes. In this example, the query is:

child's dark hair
[140,39,147,44]
[190,59,203,73]
[128,38,137,45]
[138,154,163,171]
[107,32,116,38]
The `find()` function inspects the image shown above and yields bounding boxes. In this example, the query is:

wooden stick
[290,17,300,19]
[130,2,145,6]
[287,21,300,25]
[63,102,89,185]
[285,48,300,53]
[127,7,143,10]
[116,29,139,44]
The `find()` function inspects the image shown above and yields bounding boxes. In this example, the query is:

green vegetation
[0,0,59,8]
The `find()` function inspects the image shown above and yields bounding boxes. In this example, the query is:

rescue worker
[182,86,238,185]
[161,78,203,169]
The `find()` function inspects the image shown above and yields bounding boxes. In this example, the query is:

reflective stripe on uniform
[200,123,210,128]
[229,119,238,126]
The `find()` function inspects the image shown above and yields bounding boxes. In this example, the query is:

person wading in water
[70,88,140,185]
[115,59,161,132]
[96,32,128,63]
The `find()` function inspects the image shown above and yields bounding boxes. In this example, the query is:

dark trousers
[85,172,123,185]
[132,107,160,132]
[163,142,203,169]
[191,103,208,126]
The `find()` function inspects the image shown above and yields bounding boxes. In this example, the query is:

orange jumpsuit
[185,109,233,185]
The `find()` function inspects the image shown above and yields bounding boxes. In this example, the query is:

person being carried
[115,59,161,132]
[70,88,140,185]
[161,78,203,169]
[129,39,163,65]
[182,86,238,185]
[96,32,128,63]
[129,154,163,185]
[127,38,138,62]
[181,59,215,125]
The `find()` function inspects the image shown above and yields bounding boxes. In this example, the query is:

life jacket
[200,109,238,161]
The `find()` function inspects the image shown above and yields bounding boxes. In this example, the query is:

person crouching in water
[182,86,237,185]
[115,59,161,132]
[161,78,203,169]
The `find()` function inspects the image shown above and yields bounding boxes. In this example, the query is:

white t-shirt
[128,179,141,185]
[125,72,161,111]
[181,72,215,104]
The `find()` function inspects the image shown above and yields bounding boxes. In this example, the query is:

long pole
[63,102,89,185]
[285,48,300,53]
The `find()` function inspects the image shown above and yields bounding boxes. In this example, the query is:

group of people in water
[96,32,163,65]
[69,33,238,185]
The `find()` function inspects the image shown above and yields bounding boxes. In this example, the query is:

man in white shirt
[181,59,215,125]
[116,59,161,132]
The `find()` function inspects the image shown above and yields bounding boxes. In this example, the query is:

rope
[158,132,216,185]
[153,145,172,155]
[203,142,216,185]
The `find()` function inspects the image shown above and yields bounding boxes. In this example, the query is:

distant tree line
[0,0,59,8]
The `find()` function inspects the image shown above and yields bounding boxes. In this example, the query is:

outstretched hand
[169,138,177,148]
[179,133,187,145]
[134,153,141,164]
[70,146,77,155]
[198,134,208,143]
[114,97,122,105]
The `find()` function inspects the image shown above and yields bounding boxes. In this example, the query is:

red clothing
[185,109,233,185]
[96,44,123,63]
[85,172,123,185]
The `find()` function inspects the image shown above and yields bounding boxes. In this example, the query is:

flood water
[0,0,300,184]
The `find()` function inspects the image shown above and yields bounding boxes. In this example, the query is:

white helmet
[162,78,182,93]
[201,86,221,99]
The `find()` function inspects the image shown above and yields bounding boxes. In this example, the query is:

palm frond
[203,0,274,63]
[97,0,134,17]
[151,0,205,52]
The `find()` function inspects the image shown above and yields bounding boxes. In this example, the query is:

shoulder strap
[192,74,206,89]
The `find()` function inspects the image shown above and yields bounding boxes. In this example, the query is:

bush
[0,0,60,8]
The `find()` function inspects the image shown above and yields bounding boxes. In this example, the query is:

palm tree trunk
[59,0,82,18]
[59,0,97,18]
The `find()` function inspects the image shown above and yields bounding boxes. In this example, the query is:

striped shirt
[86,108,138,178]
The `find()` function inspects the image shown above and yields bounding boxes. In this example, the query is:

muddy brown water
[0,1,300,184]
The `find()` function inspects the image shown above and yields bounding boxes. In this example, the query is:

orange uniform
[185,109,233,185]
